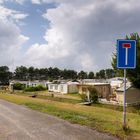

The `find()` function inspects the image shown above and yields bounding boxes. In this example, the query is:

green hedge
[24,85,47,92]
[13,83,25,90]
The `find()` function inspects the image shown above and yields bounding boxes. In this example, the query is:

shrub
[24,85,47,92]
[80,93,88,102]
[13,83,25,90]
[88,87,98,103]
[80,87,99,103]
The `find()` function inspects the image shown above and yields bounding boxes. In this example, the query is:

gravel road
[0,99,119,140]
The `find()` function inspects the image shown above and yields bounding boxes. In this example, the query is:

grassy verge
[91,103,140,115]
[14,92,81,104]
[0,92,140,139]
[66,93,81,98]
[13,91,140,114]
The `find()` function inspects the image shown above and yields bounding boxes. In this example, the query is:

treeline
[14,66,115,80]
[0,66,116,85]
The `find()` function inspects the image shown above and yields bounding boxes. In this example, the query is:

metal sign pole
[123,69,126,128]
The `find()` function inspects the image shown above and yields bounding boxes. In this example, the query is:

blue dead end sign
[117,39,136,128]
[117,40,136,69]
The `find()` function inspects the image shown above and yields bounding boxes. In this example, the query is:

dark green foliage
[14,66,28,80]
[80,87,98,103]
[24,85,47,92]
[28,67,36,80]
[14,66,78,80]
[61,69,77,79]
[88,87,98,103]
[95,69,115,79]
[112,33,140,88]
[105,69,115,79]
[98,70,106,79]
[95,72,100,79]
[80,94,88,102]
[0,66,12,85]
[127,33,140,88]
[88,72,94,79]
[78,71,88,79]
[0,66,115,82]
[13,82,25,90]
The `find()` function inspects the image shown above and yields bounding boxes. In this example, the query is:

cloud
[0,0,26,4]
[25,0,140,71]
[0,4,29,69]
[31,0,41,4]
[0,4,28,26]
[14,0,26,4]
[2,0,140,72]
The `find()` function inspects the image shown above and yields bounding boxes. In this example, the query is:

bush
[24,85,47,92]
[80,87,99,103]
[80,93,88,102]
[88,87,98,103]
[13,83,25,90]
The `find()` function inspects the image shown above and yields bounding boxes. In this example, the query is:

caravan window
[61,85,63,91]
[50,85,53,89]
[55,85,58,90]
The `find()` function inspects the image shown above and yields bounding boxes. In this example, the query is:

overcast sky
[0,0,140,71]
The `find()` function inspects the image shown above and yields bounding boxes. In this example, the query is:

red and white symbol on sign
[122,43,131,65]
[123,43,131,48]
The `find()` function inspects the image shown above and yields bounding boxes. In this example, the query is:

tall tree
[99,69,106,79]
[14,66,28,80]
[0,66,12,85]
[105,69,115,79]
[112,53,123,77]
[61,69,77,79]
[112,33,140,88]
[88,71,94,79]
[52,67,61,79]
[28,67,36,80]
[78,71,88,79]
[95,72,100,79]
[39,68,48,80]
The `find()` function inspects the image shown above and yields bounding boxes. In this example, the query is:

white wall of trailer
[48,83,78,94]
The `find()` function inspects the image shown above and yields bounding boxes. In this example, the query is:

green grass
[66,93,81,98]
[24,102,91,124]
[0,92,140,139]
[14,92,81,104]
[37,95,81,104]
[91,103,140,115]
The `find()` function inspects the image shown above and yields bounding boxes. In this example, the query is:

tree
[48,67,54,80]
[14,66,28,80]
[0,66,12,85]
[88,71,94,79]
[80,87,98,103]
[39,68,48,80]
[88,87,98,103]
[28,67,35,80]
[78,71,88,79]
[52,67,61,79]
[105,69,115,79]
[95,72,100,79]
[112,53,123,77]
[61,69,77,79]
[112,33,140,88]
[99,69,106,79]
[95,69,106,79]
[34,68,40,80]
